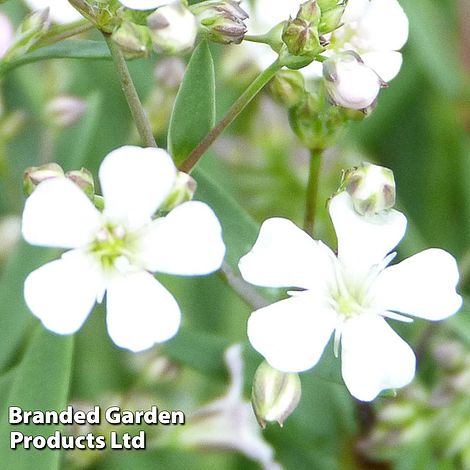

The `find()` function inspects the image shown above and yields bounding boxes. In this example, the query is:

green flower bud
[23,163,64,196]
[111,21,151,58]
[160,171,197,212]
[193,0,248,45]
[317,0,340,10]
[66,168,95,200]
[318,4,345,34]
[251,361,301,428]
[340,162,396,216]
[269,69,305,108]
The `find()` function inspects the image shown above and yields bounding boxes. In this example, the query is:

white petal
[106,271,181,352]
[138,201,225,275]
[23,0,83,24]
[372,249,463,321]
[0,13,14,58]
[24,251,101,334]
[119,0,169,10]
[342,0,370,24]
[361,50,403,82]
[247,294,337,373]
[239,218,336,290]
[22,178,101,249]
[99,146,176,229]
[341,315,416,401]
[329,192,407,275]
[247,0,299,35]
[357,0,409,51]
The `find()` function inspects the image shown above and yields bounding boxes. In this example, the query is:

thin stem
[219,262,269,310]
[179,59,282,173]
[460,247,470,290]
[103,33,157,148]
[303,149,323,235]
[33,20,94,49]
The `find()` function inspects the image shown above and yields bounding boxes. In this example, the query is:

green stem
[33,20,94,49]
[303,149,323,235]
[103,33,157,148]
[179,59,282,173]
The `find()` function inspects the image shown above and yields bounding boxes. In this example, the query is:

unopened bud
[317,0,340,10]
[282,1,322,58]
[251,361,301,428]
[160,171,197,212]
[341,162,396,216]
[319,4,345,34]
[20,8,50,34]
[194,0,248,44]
[66,168,95,199]
[23,163,64,196]
[112,21,150,58]
[269,69,305,108]
[45,95,87,128]
[323,51,385,110]
[148,4,198,54]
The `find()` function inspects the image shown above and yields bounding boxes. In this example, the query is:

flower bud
[323,51,386,110]
[23,163,64,196]
[111,21,151,58]
[251,361,301,428]
[160,171,197,212]
[193,0,248,45]
[341,162,396,216]
[317,0,339,10]
[66,168,95,199]
[318,4,345,34]
[282,1,322,57]
[147,4,198,54]
[45,95,88,129]
[269,69,305,108]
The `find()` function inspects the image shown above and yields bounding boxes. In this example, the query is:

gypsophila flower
[177,345,282,470]
[0,13,14,59]
[239,192,462,401]
[119,0,170,10]
[245,0,408,82]
[23,0,82,24]
[22,146,226,352]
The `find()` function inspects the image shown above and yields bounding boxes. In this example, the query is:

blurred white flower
[239,192,462,401]
[245,0,408,82]
[23,0,83,24]
[0,216,21,262]
[120,0,169,10]
[0,13,14,59]
[22,146,226,352]
[147,3,198,54]
[178,345,282,470]
[45,95,88,128]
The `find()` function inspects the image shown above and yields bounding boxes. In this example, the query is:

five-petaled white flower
[22,146,226,352]
[23,0,82,24]
[239,192,462,401]
[245,0,408,82]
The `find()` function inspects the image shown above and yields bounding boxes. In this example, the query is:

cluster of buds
[192,0,248,45]
[339,162,396,216]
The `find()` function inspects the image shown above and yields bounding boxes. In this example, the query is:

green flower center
[89,223,135,271]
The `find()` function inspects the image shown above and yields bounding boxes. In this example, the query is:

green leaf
[168,41,216,165]
[0,40,111,78]
[0,327,73,470]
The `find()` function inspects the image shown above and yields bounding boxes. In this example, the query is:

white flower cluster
[246,0,409,109]
[239,192,462,401]
[22,146,225,352]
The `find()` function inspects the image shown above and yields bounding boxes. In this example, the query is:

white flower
[0,13,14,59]
[323,51,383,110]
[22,146,226,352]
[23,0,83,24]
[245,0,408,82]
[239,192,462,401]
[120,0,170,10]
[178,345,282,470]
[147,4,198,54]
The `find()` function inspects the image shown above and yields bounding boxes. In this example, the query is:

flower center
[330,268,369,319]
[89,223,135,271]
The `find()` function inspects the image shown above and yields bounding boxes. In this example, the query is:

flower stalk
[103,33,157,148]
[303,148,323,235]
[179,59,282,173]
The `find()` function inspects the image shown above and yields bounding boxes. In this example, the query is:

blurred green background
[1,0,470,469]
